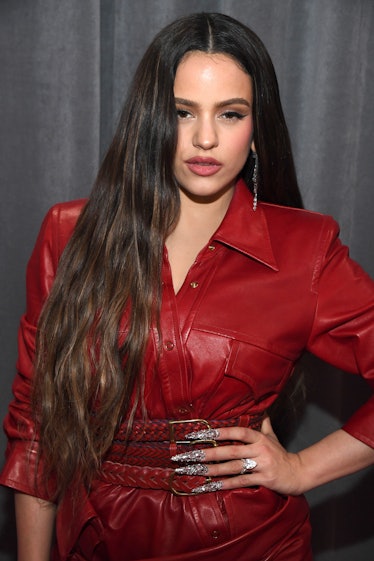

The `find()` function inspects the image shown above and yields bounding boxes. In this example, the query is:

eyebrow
[174,97,251,109]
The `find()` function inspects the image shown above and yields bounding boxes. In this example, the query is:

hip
[61,483,312,561]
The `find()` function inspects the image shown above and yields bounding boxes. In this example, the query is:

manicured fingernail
[171,450,206,462]
[175,463,209,476]
[184,429,220,440]
[192,481,223,494]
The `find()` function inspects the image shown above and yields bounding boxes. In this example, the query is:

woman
[1,12,373,561]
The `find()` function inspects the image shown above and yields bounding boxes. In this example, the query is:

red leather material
[1,181,373,559]
[65,484,312,560]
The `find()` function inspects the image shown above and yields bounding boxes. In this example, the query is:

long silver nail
[192,481,223,494]
[175,464,209,476]
[171,449,206,462]
[184,429,220,440]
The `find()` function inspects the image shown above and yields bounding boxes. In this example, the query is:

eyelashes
[176,109,247,121]
[221,111,246,121]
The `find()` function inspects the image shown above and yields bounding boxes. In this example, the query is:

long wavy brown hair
[32,12,303,500]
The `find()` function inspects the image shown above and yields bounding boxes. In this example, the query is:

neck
[173,185,234,237]
[165,186,234,294]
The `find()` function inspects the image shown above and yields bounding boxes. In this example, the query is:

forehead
[174,51,252,96]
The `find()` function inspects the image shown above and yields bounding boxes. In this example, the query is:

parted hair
[32,12,302,499]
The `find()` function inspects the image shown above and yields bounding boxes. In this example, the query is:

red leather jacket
[1,180,373,560]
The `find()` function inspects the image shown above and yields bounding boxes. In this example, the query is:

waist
[99,414,263,495]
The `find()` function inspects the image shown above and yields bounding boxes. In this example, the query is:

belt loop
[238,413,264,430]
[238,414,250,427]
[170,441,178,457]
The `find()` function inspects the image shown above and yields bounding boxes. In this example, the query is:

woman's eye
[176,109,192,119]
[221,111,246,121]
[222,111,245,121]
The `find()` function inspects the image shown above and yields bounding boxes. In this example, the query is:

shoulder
[258,201,342,276]
[42,198,88,254]
[30,199,88,276]
[47,198,87,229]
[261,201,338,233]
[24,199,87,323]
[261,201,340,249]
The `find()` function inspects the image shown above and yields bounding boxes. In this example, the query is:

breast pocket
[225,339,294,403]
[187,328,295,415]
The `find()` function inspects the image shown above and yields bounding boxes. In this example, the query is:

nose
[192,116,218,149]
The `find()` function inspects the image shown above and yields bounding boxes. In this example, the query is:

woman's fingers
[174,457,257,478]
[171,441,258,464]
[185,425,262,445]
[171,422,304,495]
[173,456,260,494]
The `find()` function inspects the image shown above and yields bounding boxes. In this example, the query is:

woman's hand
[171,416,304,495]
[171,418,374,495]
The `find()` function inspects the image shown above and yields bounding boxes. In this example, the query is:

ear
[251,140,256,153]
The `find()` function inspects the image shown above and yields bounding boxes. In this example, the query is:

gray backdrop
[0,1,373,560]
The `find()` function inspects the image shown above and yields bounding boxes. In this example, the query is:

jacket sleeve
[0,205,65,500]
[306,217,374,448]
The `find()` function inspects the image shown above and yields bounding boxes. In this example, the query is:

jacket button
[211,530,220,539]
[164,341,174,351]
[190,281,199,288]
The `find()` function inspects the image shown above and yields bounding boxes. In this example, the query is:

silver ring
[240,458,257,474]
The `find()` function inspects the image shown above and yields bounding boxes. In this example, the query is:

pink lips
[185,157,222,176]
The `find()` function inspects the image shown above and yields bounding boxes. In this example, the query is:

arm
[0,208,59,498]
[295,427,374,493]
[15,492,56,561]
[0,206,80,555]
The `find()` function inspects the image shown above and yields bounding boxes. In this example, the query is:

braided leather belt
[114,415,263,442]
[100,462,210,495]
[100,415,263,495]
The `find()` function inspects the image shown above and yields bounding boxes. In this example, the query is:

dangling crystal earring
[252,152,258,211]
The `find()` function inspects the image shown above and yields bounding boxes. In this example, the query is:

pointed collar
[213,179,279,271]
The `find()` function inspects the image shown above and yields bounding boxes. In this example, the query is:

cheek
[229,124,254,155]
[174,128,187,158]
